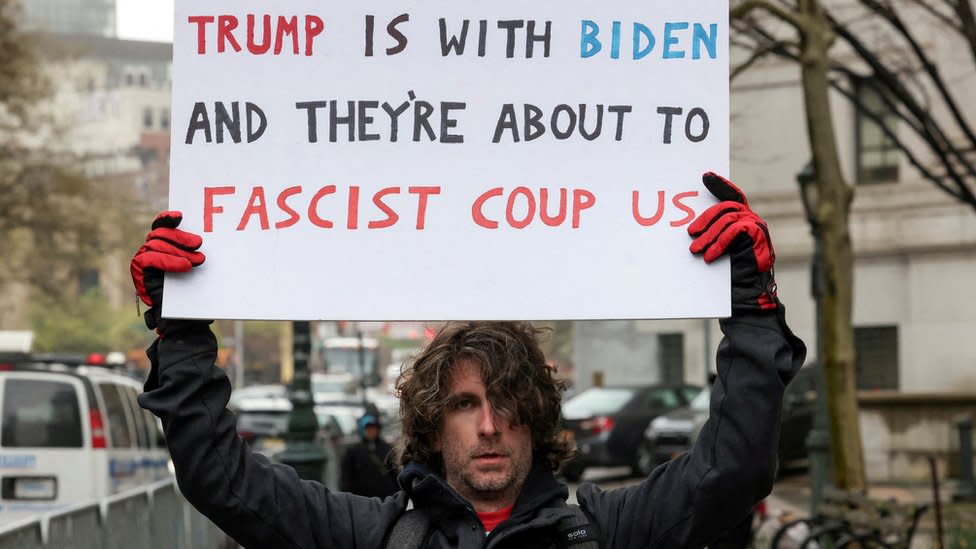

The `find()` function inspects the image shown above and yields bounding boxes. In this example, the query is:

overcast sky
[116,0,174,42]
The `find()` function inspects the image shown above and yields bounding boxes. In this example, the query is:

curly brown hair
[392,321,574,473]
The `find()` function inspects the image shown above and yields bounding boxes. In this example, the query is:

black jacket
[340,438,399,499]
[138,307,804,548]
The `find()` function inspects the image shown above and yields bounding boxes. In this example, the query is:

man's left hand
[688,172,779,312]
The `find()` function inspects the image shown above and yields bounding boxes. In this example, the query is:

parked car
[636,384,710,475]
[777,363,820,464]
[312,373,361,405]
[559,384,700,481]
[230,385,292,457]
[641,364,821,474]
[0,360,170,523]
[229,383,289,411]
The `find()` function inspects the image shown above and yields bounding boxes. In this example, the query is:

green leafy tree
[31,290,147,352]
[1,0,91,300]
[1,0,147,352]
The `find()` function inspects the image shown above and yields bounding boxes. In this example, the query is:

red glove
[688,172,778,312]
[130,211,208,333]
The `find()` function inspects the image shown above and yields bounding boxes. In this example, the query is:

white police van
[0,357,171,522]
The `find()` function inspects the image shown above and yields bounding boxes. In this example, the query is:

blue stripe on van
[109,456,168,478]
[0,454,37,469]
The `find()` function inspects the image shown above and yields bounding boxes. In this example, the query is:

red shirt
[476,504,514,533]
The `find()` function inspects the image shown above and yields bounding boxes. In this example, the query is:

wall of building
[20,0,116,37]
[858,393,976,482]
[573,321,660,388]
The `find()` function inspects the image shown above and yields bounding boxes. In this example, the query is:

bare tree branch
[733,6,976,212]
[956,0,976,66]
[731,0,806,30]
[829,76,974,206]
[827,12,976,191]
[900,0,962,32]
[854,0,976,152]
[731,39,796,79]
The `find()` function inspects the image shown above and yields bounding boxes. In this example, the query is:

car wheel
[562,462,584,483]
[632,444,656,478]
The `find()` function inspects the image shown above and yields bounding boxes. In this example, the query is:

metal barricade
[0,479,236,549]
[103,490,153,548]
[150,482,185,549]
[44,503,102,549]
[0,517,43,549]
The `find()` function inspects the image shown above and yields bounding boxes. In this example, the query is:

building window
[854,325,899,390]
[143,107,154,129]
[658,333,684,385]
[160,108,170,130]
[855,79,900,184]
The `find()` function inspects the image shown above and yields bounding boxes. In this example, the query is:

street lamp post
[798,162,833,514]
[358,330,369,408]
[233,320,245,388]
[275,320,328,481]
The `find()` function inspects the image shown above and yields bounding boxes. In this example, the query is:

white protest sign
[165,0,731,321]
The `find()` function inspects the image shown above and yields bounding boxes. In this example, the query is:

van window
[120,386,150,449]
[144,408,164,448]
[99,383,134,448]
[2,379,83,448]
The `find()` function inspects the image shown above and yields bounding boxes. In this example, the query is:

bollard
[953,415,976,503]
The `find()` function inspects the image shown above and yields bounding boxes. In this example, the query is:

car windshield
[690,387,710,411]
[229,385,286,408]
[562,388,637,418]
[313,379,348,394]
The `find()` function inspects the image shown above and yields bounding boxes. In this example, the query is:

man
[340,413,399,498]
[132,172,805,548]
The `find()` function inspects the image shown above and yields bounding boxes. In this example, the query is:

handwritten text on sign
[165,0,731,321]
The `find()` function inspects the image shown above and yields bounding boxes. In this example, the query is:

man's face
[364,424,379,441]
[434,360,532,508]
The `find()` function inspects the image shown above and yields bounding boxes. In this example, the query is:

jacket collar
[509,463,569,520]
[397,461,569,518]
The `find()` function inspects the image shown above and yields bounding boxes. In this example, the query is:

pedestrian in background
[340,413,398,498]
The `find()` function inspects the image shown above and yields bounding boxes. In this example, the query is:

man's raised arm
[131,212,405,549]
[575,173,806,548]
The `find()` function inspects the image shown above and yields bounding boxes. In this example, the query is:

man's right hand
[130,211,208,335]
